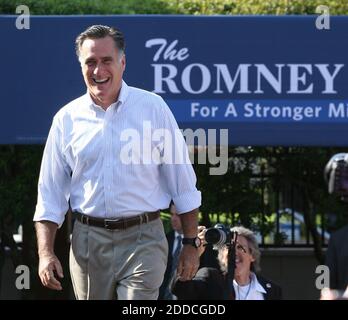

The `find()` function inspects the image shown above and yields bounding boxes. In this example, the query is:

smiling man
[33,25,201,300]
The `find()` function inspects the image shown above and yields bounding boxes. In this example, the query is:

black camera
[324,153,348,201]
[204,223,235,247]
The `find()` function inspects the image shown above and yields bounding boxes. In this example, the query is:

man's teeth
[94,78,108,84]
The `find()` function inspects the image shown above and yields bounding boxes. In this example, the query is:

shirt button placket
[104,108,114,216]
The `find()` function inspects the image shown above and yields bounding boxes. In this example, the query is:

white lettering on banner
[152,63,344,95]
[191,102,219,118]
[152,64,181,93]
[188,101,348,121]
[145,38,344,95]
[255,64,284,94]
[243,103,322,121]
[328,102,348,118]
[182,64,211,94]
[145,38,189,62]
[214,64,251,93]
[316,64,343,93]
[287,64,313,94]
[224,103,238,117]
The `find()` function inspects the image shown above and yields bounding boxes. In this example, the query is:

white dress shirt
[34,81,201,226]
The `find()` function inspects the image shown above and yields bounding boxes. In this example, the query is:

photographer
[323,154,348,296]
[172,225,282,300]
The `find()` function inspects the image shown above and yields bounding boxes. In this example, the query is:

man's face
[79,36,126,109]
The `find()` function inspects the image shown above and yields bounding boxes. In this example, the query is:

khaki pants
[69,217,168,300]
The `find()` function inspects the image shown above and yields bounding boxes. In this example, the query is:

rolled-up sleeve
[33,116,71,226]
[158,98,201,214]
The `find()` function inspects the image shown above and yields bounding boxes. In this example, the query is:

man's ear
[121,54,126,71]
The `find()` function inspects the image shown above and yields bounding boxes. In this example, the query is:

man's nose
[93,63,103,76]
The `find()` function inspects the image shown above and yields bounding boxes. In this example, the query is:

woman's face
[234,235,255,276]
[221,235,255,275]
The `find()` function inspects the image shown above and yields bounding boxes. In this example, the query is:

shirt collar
[118,80,129,107]
[233,272,267,295]
[250,272,267,294]
[84,80,129,112]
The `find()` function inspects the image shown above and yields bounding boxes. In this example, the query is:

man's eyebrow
[102,56,114,61]
[84,57,96,63]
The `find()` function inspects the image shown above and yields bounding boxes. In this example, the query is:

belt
[74,210,160,230]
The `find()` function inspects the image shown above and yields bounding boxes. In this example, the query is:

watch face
[194,237,201,248]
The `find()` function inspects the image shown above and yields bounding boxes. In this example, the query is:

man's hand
[35,221,61,290]
[38,254,64,291]
[176,245,199,281]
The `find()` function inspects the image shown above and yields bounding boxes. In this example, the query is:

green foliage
[0,146,43,224]
[194,148,264,229]
[194,146,348,243]
[160,211,171,233]
[274,231,288,246]
[1,0,348,15]
[0,0,173,15]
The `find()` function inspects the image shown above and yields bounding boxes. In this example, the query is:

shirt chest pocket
[64,125,105,169]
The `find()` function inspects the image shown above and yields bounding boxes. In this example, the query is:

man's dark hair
[75,25,125,58]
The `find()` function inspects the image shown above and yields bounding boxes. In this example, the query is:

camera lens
[205,228,227,247]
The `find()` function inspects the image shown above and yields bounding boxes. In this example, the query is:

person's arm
[158,97,202,281]
[177,222,207,281]
[177,209,200,281]
[34,115,71,290]
[35,221,64,290]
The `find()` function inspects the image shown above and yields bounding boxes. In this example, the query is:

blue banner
[1,15,348,145]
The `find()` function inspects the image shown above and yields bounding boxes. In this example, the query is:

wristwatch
[182,237,201,248]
